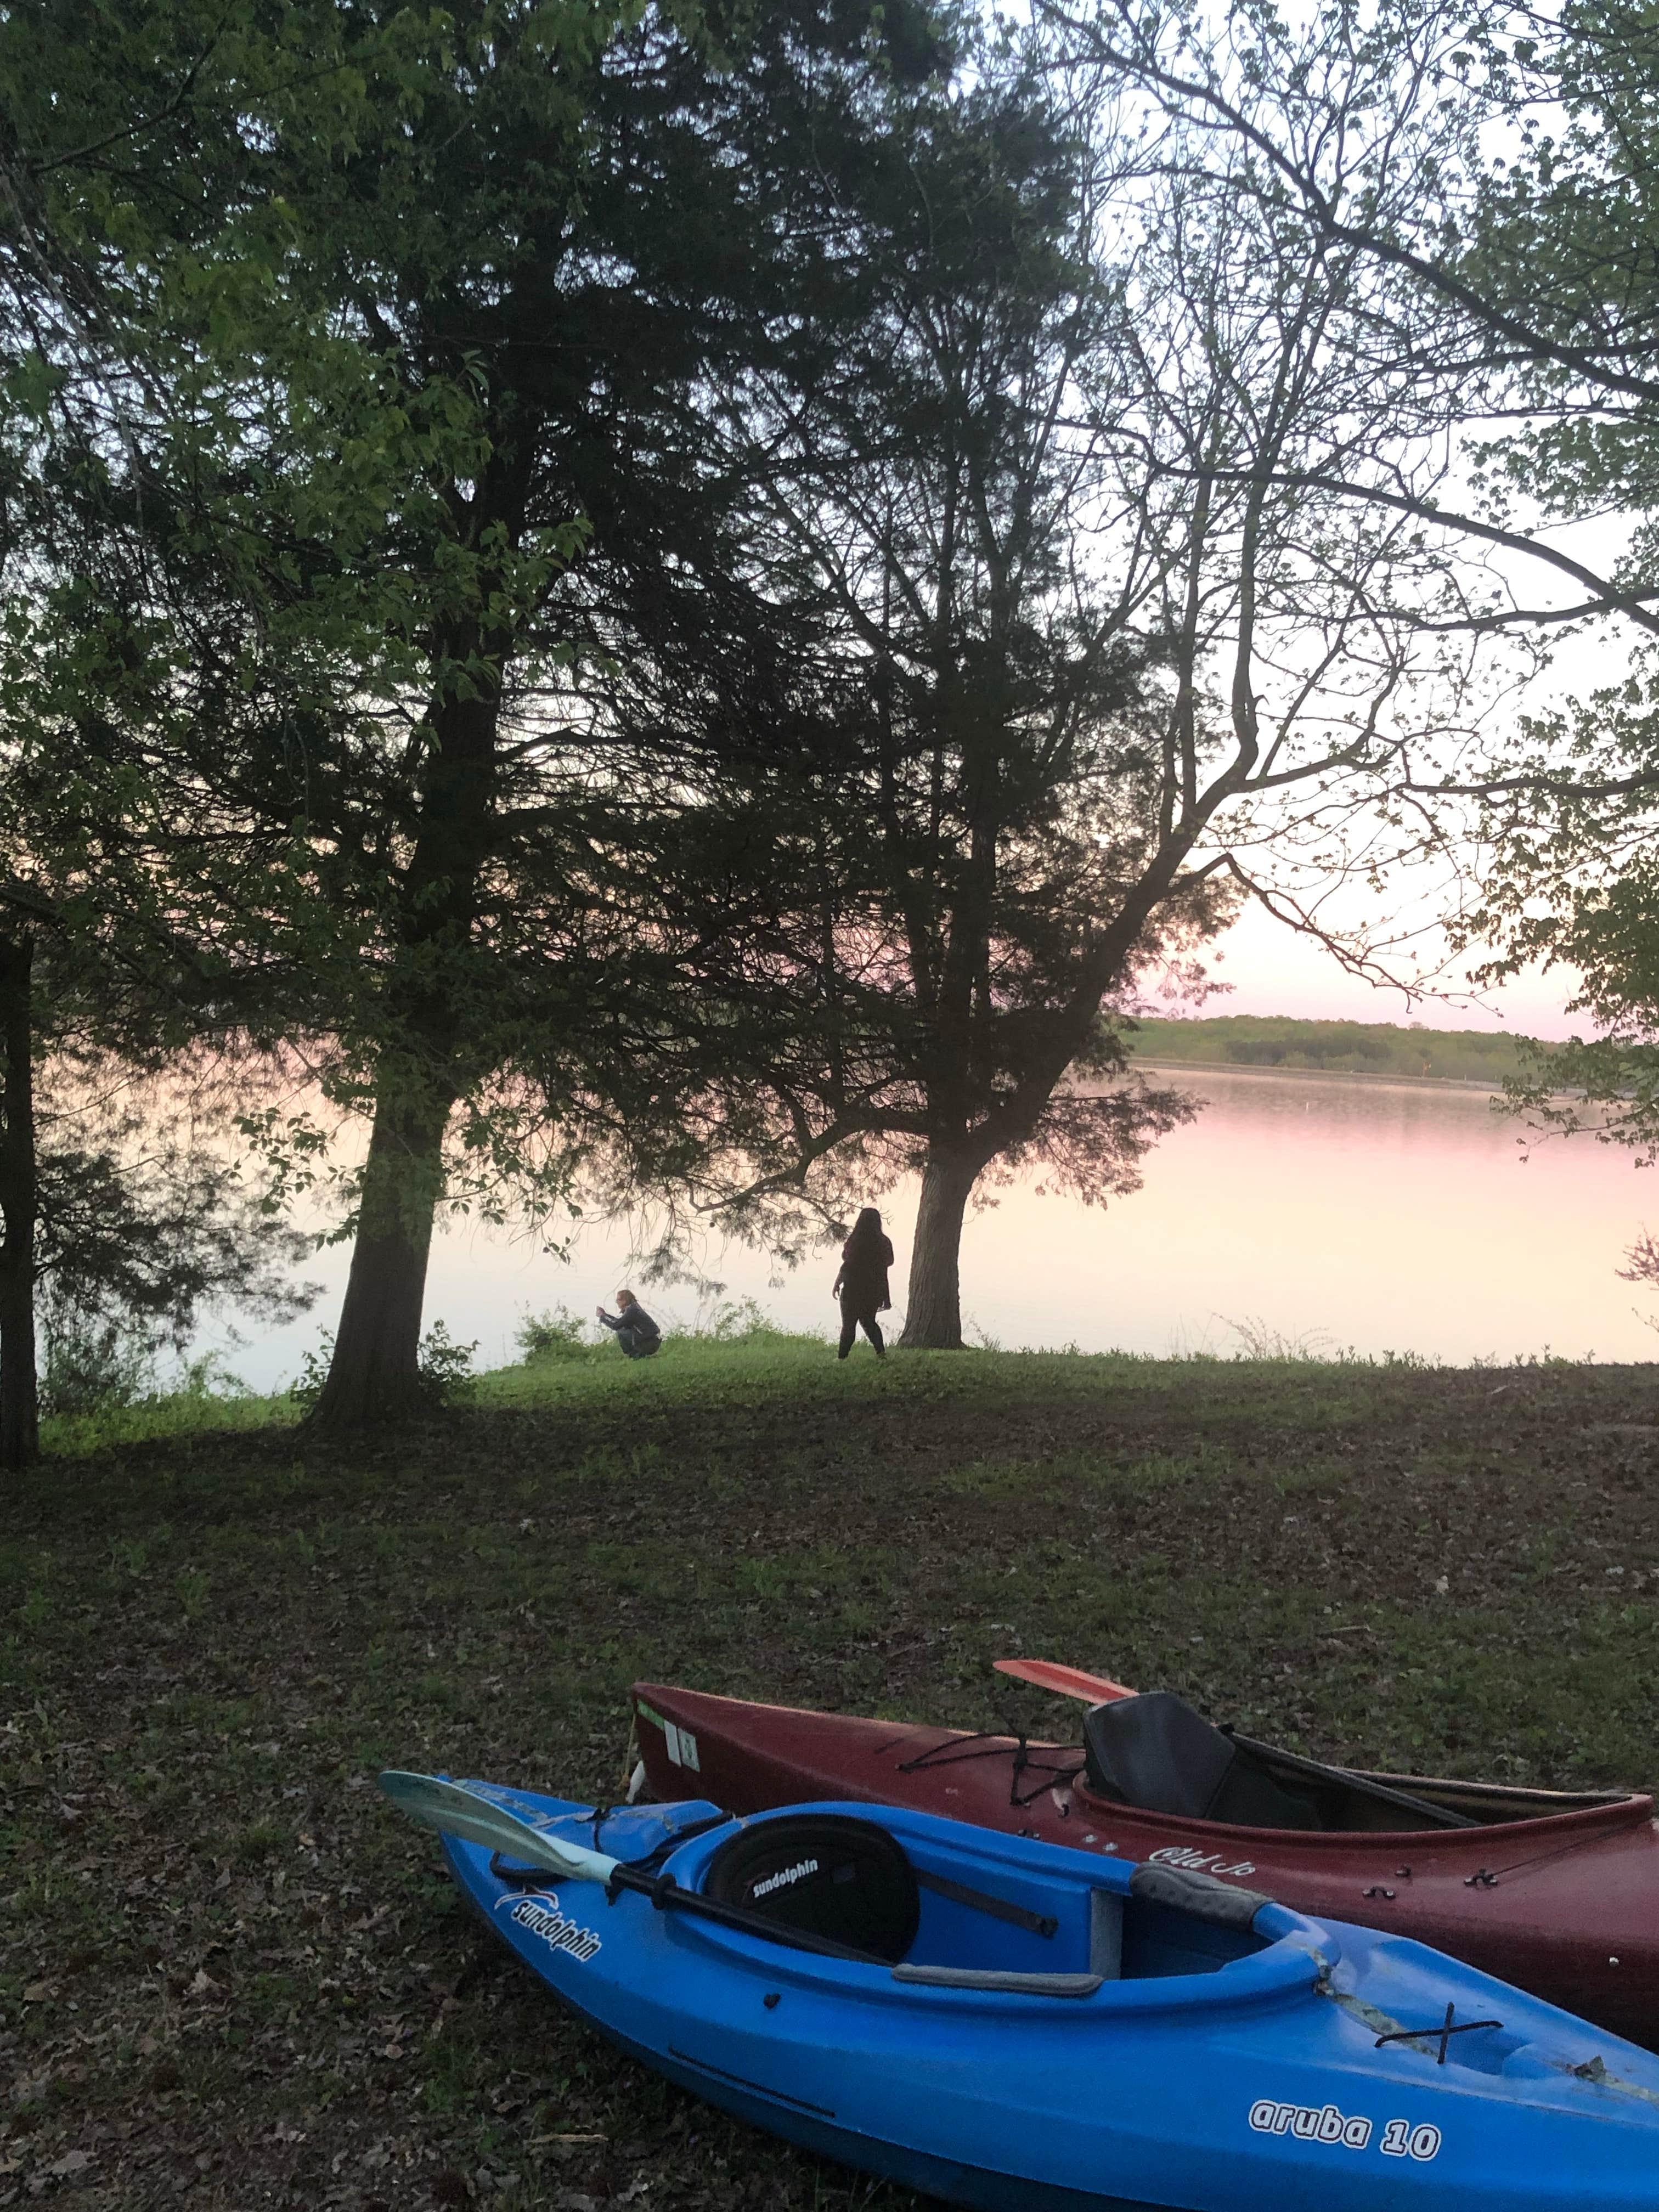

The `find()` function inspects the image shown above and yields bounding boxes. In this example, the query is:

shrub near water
[514,1303,596,1361]
[514,1294,825,1369]
[288,1322,482,1410]
[38,1305,156,1417]
[697,1295,816,1346]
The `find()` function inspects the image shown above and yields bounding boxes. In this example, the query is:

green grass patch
[4,1339,1659,2204]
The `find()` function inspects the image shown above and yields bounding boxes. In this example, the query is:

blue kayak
[419,1782,1659,2211]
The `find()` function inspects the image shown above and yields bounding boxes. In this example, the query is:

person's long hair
[843,1206,884,1257]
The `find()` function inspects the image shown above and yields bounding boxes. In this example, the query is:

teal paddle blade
[377,1770,619,1885]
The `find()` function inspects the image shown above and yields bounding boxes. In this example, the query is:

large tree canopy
[1,0,965,1422]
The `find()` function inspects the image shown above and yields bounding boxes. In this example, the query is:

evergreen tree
[1,0,960,1421]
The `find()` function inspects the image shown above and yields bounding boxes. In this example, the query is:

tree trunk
[306,1086,451,1431]
[898,1145,983,1350]
[0,934,40,1472]
[307,577,515,1431]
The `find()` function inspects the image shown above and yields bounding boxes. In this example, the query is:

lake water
[218,1064,1659,1391]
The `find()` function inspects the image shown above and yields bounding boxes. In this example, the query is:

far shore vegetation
[1128,1013,1559,1086]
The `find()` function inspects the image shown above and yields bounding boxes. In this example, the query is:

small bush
[417,1321,479,1406]
[287,1333,334,1411]
[287,1323,478,1410]
[39,1308,155,1417]
[172,1350,251,1401]
[1217,1314,1334,1362]
[702,1296,788,1344]
[515,1304,592,1361]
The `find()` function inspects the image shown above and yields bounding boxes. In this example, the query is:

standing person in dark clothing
[596,1289,662,1359]
[832,1207,894,1360]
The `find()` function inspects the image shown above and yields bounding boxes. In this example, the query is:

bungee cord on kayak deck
[1459,1826,1618,1889]
[895,1730,1088,1809]
[1374,2004,1506,2064]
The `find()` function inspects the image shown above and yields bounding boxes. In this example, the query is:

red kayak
[630,1678,1659,2046]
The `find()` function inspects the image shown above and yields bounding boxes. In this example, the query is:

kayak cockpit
[1080,1692,1637,1835]
[685,1805,1282,1996]
[891,1847,1279,1994]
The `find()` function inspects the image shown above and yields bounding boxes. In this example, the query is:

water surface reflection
[225,1065,1659,1388]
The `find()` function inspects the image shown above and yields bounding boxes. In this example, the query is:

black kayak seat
[1084,1692,1322,1830]
[702,1812,921,1963]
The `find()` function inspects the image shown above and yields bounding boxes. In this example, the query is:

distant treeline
[1128,1015,1557,1084]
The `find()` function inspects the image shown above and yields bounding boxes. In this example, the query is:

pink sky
[1197,901,1585,1039]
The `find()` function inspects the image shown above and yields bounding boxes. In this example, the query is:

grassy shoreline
[1127,1056,1511,1095]
[1127,1013,1553,1086]
[4,1336,1658,2207]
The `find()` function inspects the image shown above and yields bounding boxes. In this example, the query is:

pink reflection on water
[958,1066,1658,1363]
[229,1066,1659,1385]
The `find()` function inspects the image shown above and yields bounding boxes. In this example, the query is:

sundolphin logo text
[500,1893,603,1963]
[752,1857,820,1899]
[1249,2102,1373,2149]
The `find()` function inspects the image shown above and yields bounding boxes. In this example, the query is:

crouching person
[596,1289,662,1359]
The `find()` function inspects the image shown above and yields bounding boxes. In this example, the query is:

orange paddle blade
[992,1657,1136,1704]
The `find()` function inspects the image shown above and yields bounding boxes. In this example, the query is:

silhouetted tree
[630,20,1486,1342]
[1045,1,1659,1153]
